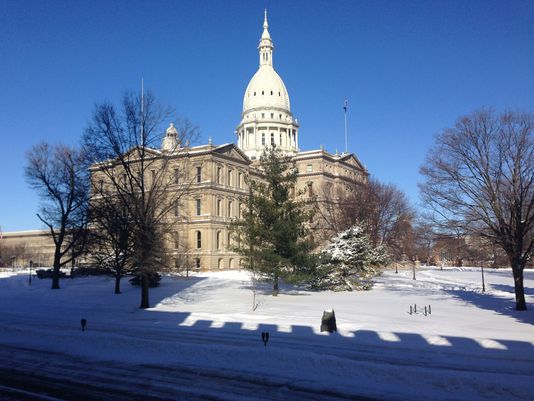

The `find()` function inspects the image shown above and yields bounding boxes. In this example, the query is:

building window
[308,182,314,197]
[228,170,232,186]
[216,231,221,249]
[261,113,265,118]
[271,113,274,118]
[174,235,179,249]
[238,172,242,189]
[238,202,242,219]
[262,133,265,145]
[228,232,232,248]
[279,133,282,144]
[217,166,222,184]
[151,169,156,182]
[174,169,179,184]
[196,231,202,249]
[229,258,234,268]
[196,166,202,183]
[271,133,275,146]
[306,164,313,172]
[195,258,201,270]
[98,179,104,192]
[217,199,222,216]
[270,91,273,95]
[261,91,264,95]
[228,200,233,217]
[218,258,223,269]
[196,199,201,216]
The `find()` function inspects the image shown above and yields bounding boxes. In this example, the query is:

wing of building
[1,11,367,271]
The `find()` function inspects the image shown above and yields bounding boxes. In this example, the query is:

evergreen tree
[233,146,315,296]
[310,225,390,291]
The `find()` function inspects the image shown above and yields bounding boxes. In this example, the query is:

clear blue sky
[1,0,533,232]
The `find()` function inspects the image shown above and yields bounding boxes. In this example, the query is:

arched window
[229,258,234,269]
[218,258,223,269]
[196,231,202,249]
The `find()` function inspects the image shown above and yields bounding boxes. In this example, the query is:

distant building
[1,11,367,271]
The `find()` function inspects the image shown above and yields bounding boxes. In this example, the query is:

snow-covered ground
[0,267,533,400]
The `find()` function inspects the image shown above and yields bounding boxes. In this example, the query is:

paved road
[0,345,376,401]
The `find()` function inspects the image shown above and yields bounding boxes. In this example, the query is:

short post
[320,309,337,333]
[481,265,486,292]
[424,306,427,316]
[395,263,398,274]
[414,304,417,314]
[412,263,416,280]
[409,305,412,315]
[428,305,432,315]
[81,318,87,331]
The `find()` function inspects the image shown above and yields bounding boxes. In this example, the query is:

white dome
[243,65,291,113]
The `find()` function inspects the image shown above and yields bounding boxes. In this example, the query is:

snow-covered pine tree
[310,225,390,291]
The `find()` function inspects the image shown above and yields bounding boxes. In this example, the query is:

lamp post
[29,260,33,285]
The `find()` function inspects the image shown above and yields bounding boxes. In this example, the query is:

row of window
[173,198,242,218]
[173,257,242,271]
[216,166,244,188]
[252,90,281,96]
[260,131,297,146]
[191,230,237,250]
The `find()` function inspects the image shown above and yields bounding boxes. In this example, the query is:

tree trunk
[114,272,121,294]
[140,273,149,309]
[272,274,279,297]
[51,249,61,290]
[511,265,527,311]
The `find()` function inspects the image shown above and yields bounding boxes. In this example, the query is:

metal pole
[343,100,348,154]
[481,265,485,292]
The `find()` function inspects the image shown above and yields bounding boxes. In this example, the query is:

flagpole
[140,78,145,145]
[343,99,348,154]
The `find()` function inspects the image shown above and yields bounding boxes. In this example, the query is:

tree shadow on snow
[444,288,534,326]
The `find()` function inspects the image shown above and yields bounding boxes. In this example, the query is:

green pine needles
[232,147,315,296]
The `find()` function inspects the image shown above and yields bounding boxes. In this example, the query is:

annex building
[1,12,367,271]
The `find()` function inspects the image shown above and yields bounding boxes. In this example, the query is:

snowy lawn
[0,267,533,400]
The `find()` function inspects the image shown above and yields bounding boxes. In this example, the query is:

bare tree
[25,143,89,289]
[420,109,534,310]
[83,90,200,308]
[317,178,414,260]
[87,193,134,294]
